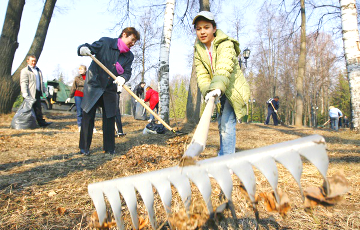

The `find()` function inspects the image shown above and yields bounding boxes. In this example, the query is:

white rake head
[88,134,329,229]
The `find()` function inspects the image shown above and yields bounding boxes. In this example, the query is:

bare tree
[0,0,57,114]
[294,0,306,127]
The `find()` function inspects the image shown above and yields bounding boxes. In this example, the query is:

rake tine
[116,183,139,229]
[208,165,233,201]
[273,150,304,198]
[150,178,172,215]
[229,161,256,204]
[296,138,329,194]
[168,174,192,212]
[103,186,124,230]
[184,167,213,215]
[249,156,280,203]
[88,184,107,226]
[133,180,156,229]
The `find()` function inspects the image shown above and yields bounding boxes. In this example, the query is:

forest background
[0,0,356,126]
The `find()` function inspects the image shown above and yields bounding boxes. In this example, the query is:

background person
[144,86,159,122]
[77,27,140,155]
[65,65,97,133]
[20,55,52,127]
[132,81,146,118]
[265,96,280,126]
[329,106,342,131]
[193,11,250,156]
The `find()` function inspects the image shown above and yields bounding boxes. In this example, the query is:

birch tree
[158,0,176,124]
[340,0,360,132]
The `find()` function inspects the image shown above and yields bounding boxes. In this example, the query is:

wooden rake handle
[89,54,174,132]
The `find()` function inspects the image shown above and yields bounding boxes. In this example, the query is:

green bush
[12,94,23,109]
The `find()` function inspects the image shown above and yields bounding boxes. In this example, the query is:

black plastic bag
[11,98,38,129]
[144,121,165,134]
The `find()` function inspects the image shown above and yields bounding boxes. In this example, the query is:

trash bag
[143,121,165,134]
[134,100,148,120]
[11,98,38,129]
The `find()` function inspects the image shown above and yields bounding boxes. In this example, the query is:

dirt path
[0,112,359,229]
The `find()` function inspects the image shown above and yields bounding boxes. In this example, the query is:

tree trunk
[0,0,57,114]
[340,0,360,132]
[185,0,210,123]
[0,0,25,114]
[295,0,306,127]
[158,0,175,124]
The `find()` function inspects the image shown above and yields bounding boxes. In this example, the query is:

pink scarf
[116,38,130,75]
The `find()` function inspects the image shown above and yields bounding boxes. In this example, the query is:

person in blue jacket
[77,27,140,155]
[264,96,279,126]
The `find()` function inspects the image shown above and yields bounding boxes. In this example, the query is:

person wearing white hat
[193,11,250,156]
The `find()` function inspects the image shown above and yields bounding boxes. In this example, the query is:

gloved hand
[114,76,125,87]
[79,46,91,56]
[65,98,71,103]
[205,89,221,103]
[117,84,122,93]
[274,110,277,113]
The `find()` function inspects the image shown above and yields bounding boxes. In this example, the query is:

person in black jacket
[264,96,279,126]
[77,27,140,155]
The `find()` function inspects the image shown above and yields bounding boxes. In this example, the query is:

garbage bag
[143,121,165,134]
[11,98,38,129]
[134,101,148,120]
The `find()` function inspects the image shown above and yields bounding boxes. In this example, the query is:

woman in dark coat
[77,27,140,155]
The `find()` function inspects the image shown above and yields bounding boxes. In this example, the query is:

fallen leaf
[323,172,350,198]
[56,207,67,215]
[139,216,149,229]
[48,190,56,197]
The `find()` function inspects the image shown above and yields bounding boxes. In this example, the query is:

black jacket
[267,99,279,111]
[78,37,134,118]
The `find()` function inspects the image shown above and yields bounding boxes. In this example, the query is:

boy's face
[195,20,216,48]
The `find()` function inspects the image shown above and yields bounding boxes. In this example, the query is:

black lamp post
[239,48,251,68]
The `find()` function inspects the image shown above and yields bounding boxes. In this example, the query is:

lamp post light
[239,48,251,69]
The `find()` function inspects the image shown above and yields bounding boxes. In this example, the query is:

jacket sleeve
[194,51,211,97]
[144,90,150,102]
[209,40,237,93]
[69,77,77,98]
[20,68,29,98]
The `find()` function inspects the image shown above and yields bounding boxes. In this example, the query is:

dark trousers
[79,96,115,152]
[265,108,279,125]
[34,90,46,125]
[115,93,123,133]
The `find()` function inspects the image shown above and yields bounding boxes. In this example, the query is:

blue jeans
[218,98,237,156]
[75,96,83,127]
[330,117,339,131]
[150,103,159,120]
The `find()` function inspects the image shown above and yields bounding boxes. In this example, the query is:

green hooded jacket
[194,29,250,119]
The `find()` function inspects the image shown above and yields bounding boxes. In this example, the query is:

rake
[88,134,329,229]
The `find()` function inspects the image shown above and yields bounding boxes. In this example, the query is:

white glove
[114,76,125,87]
[79,46,91,56]
[274,110,277,113]
[205,89,221,103]
[65,98,71,103]
[117,84,122,93]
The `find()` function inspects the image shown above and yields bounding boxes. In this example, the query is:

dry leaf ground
[0,111,359,229]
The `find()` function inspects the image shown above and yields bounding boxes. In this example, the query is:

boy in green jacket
[193,11,250,156]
